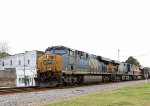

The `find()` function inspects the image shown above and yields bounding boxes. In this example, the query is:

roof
[97,56,111,62]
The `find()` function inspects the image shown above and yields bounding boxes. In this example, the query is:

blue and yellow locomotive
[35,46,142,87]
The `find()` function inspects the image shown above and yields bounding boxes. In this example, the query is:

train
[35,45,144,87]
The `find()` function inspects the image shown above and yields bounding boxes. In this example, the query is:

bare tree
[0,41,10,58]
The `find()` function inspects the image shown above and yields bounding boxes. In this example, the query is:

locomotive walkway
[0,80,149,106]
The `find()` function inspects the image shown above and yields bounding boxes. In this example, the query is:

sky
[0,0,150,67]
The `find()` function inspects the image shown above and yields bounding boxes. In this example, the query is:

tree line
[0,41,10,58]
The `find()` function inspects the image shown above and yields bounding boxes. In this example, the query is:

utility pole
[118,49,120,61]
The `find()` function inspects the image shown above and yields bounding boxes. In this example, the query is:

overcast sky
[0,0,150,67]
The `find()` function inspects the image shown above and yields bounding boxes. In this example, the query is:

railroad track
[0,79,142,95]
[0,86,51,95]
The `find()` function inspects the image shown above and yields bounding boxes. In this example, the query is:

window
[71,65,74,70]
[19,78,22,83]
[69,50,74,56]
[45,46,67,55]
[86,54,89,59]
[10,60,13,66]
[22,78,24,83]
[81,52,83,56]
[78,51,80,55]
[69,50,71,55]
[75,50,78,55]
[54,49,67,55]
[19,60,21,65]
[30,77,31,82]
[2,62,4,66]
[28,60,30,65]
[19,78,25,83]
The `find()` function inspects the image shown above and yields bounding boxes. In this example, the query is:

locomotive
[35,46,142,87]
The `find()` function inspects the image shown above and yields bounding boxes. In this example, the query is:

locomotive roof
[45,46,120,65]
[45,46,68,51]
[97,56,111,62]
[111,60,121,65]
[45,45,88,53]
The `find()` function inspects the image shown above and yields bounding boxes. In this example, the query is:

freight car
[35,46,142,87]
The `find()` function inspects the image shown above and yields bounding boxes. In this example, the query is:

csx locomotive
[35,46,142,87]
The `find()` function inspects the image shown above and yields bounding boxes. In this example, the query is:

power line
[120,54,150,57]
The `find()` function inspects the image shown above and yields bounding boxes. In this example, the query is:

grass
[44,83,150,106]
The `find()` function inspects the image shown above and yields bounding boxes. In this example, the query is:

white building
[0,50,44,87]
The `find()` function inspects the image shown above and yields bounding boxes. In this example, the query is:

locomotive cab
[36,46,67,87]
[37,46,68,73]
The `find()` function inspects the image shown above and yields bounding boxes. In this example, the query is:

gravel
[0,80,149,106]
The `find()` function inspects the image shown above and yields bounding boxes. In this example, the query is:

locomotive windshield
[45,46,67,55]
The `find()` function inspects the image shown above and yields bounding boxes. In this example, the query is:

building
[0,50,44,87]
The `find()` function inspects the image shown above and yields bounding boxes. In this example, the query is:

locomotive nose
[37,54,62,73]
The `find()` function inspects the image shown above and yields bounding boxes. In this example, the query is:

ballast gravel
[0,80,148,106]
